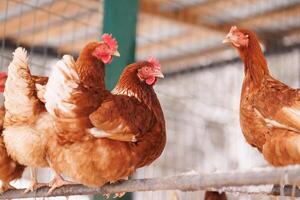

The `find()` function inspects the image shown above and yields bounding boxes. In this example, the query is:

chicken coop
[1,0,300,200]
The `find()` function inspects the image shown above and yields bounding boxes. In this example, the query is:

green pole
[94,0,138,199]
[103,0,138,90]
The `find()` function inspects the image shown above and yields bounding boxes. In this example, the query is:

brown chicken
[0,73,25,192]
[0,105,25,193]
[45,59,166,196]
[223,26,300,167]
[0,72,50,193]
[3,33,120,193]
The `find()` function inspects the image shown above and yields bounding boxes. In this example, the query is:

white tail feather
[35,83,46,103]
[4,47,40,124]
[45,55,79,118]
[12,47,28,67]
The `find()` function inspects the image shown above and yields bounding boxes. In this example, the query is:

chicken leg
[46,158,75,195]
[103,176,129,198]
[24,168,47,193]
[47,172,74,195]
[0,182,15,193]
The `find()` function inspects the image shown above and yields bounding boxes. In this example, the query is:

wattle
[146,76,156,85]
[100,54,112,64]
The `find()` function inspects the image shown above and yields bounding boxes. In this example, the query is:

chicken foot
[272,184,299,200]
[24,168,47,193]
[290,184,300,200]
[46,158,75,195]
[103,177,129,199]
[47,172,74,195]
[103,192,126,199]
[0,182,15,193]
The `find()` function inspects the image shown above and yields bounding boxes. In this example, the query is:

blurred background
[1,0,300,199]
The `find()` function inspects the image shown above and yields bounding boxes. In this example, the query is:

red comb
[148,57,161,70]
[229,26,238,34]
[101,33,118,52]
[0,72,7,79]
[0,72,7,93]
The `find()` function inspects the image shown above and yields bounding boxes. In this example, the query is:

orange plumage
[0,106,25,192]
[224,26,300,166]
[3,34,120,193]
[45,60,166,190]
[0,73,47,192]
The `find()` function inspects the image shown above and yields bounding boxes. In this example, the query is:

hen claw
[113,192,126,198]
[103,192,126,199]
[24,182,47,193]
[0,183,15,193]
[47,176,74,195]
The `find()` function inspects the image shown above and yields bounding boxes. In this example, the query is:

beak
[222,33,232,44]
[152,70,164,78]
[113,50,120,57]
[222,37,231,44]
[223,26,237,44]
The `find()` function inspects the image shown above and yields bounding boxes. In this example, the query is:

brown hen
[45,60,166,196]
[3,34,120,193]
[0,72,48,193]
[223,26,300,166]
[0,105,25,192]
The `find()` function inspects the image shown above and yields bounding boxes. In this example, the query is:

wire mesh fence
[1,0,300,200]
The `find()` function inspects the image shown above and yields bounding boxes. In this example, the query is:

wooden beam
[236,3,300,29]
[18,12,100,46]
[139,1,300,66]
[160,44,228,67]
[140,0,300,40]
[0,0,67,38]
[163,41,300,78]
[140,0,224,33]
[0,0,55,21]
[137,29,219,58]
[0,0,99,39]
[0,1,8,13]
[58,34,98,54]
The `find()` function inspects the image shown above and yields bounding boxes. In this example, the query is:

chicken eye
[144,67,150,72]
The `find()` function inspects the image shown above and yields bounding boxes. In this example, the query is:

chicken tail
[44,55,79,118]
[4,47,42,125]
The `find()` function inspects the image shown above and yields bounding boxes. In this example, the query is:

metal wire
[9,0,99,27]
[1,1,300,200]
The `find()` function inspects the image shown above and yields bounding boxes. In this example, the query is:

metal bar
[2,166,300,199]
[0,0,55,22]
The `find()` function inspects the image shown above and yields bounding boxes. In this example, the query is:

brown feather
[234,28,300,165]
[0,106,25,184]
[204,191,227,200]
[47,61,166,187]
